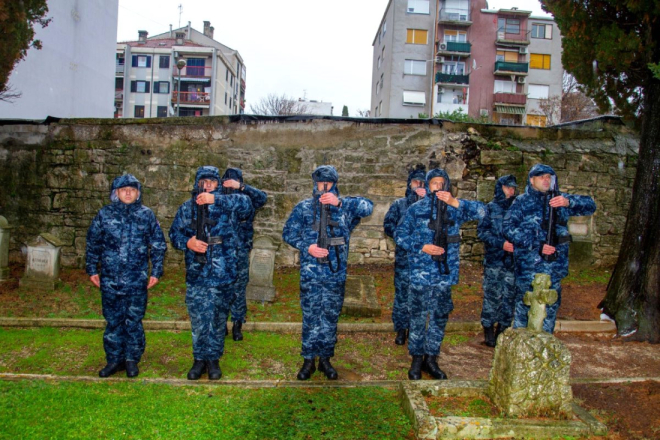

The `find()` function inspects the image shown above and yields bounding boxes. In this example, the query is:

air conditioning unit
[438,87,445,94]
[436,56,445,63]
[517,76,526,84]
[519,47,528,54]
[439,42,448,51]
[480,109,489,117]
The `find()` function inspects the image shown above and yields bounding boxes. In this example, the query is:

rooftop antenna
[178,4,183,28]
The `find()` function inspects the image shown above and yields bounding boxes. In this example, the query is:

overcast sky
[117,0,549,116]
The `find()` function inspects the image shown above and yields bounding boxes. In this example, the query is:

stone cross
[0,216,13,282]
[523,273,558,332]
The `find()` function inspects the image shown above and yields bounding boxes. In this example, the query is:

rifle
[315,184,345,272]
[540,175,560,262]
[191,181,219,264]
[502,187,518,269]
[428,183,453,275]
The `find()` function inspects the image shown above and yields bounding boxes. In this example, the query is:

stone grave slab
[342,275,380,317]
[0,216,13,282]
[246,236,278,303]
[19,233,64,291]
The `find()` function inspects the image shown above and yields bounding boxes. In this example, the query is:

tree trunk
[603,74,660,343]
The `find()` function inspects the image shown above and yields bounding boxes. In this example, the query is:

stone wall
[0,116,638,269]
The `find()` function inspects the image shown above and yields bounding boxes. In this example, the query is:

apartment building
[371,0,563,126]
[115,21,246,118]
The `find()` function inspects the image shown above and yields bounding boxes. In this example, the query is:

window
[406,29,428,45]
[157,106,168,118]
[225,92,228,104]
[154,81,170,94]
[159,55,170,69]
[226,69,229,81]
[376,81,380,95]
[532,23,553,39]
[407,0,429,14]
[130,80,150,93]
[131,55,151,68]
[442,61,465,75]
[381,46,385,64]
[496,50,519,63]
[186,58,206,76]
[444,30,467,43]
[378,101,383,116]
[134,105,145,118]
[230,75,233,86]
[380,73,384,91]
[229,98,232,109]
[528,84,550,99]
[526,114,547,127]
[115,78,123,90]
[497,17,520,34]
[382,21,387,37]
[403,91,426,106]
[530,53,551,69]
[404,59,426,75]
[494,80,515,93]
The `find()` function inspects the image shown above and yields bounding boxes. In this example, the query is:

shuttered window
[406,29,428,44]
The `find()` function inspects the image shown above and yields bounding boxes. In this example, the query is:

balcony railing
[438,7,471,23]
[496,29,530,44]
[494,61,529,74]
[172,91,210,104]
[437,41,471,54]
[172,65,212,78]
[435,72,469,85]
[115,89,123,100]
[494,92,526,105]
[115,64,125,74]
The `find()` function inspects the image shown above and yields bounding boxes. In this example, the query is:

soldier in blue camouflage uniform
[396,169,485,380]
[221,167,267,341]
[169,166,252,380]
[282,165,373,380]
[503,164,596,333]
[383,165,426,346]
[477,174,518,347]
[86,174,167,378]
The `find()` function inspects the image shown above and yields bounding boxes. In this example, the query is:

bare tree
[0,84,22,103]
[355,109,371,117]
[536,73,601,125]
[249,94,309,116]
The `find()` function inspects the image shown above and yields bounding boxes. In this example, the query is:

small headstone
[342,275,380,317]
[19,233,64,291]
[487,273,573,419]
[0,216,14,282]
[246,236,278,303]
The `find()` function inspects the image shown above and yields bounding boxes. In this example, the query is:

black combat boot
[125,361,139,378]
[483,325,496,347]
[296,358,316,380]
[187,359,207,380]
[495,324,509,345]
[99,362,125,378]
[232,321,244,341]
[206,360,222,380]
[422,355,448,380]
[318,357,338,380]
[408,355,423,380]
[394,329,407,346]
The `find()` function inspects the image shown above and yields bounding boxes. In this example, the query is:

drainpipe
[148,49,155,117]
[210,48,217,116]
[124,45,131,118]
[430,3,438,117]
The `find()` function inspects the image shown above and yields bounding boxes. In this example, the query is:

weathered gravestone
[0,216,13,282]
[487,273,573,419]
[246,236,278,302]
[342,275,380,317]
[19,233,64,291]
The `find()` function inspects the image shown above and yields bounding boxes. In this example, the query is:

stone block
[480,150,523,165]
[342,275,380,317]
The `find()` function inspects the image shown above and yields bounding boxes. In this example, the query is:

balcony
[438,7,471,26]
[494,93,527,115]
[436,41,471,57]
[496,29,530,45]
[172,65,212,78]
[115,64,125,75]
[494,61,528,75]
[115,89,123,100]
[435,72,469,85]
[172,91,210,105]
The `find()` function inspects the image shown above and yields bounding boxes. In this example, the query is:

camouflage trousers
[392,264,411,332]
[300,279,345,359]
[186,283,233,360]
[480,266,516,328]
[229,248,250,323]
[408,283,453,356]
[513,281,562,333]
[101,290,148,363]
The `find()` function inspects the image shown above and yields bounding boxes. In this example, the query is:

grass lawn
[0,380,414,439]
